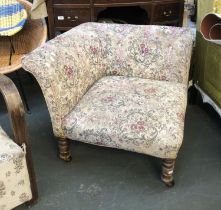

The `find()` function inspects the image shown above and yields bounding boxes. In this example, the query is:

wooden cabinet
[93,0,151,4]
[47,0,184,39]
[54,8,91,27]
[53,0,90,4]
[152,2,181,23]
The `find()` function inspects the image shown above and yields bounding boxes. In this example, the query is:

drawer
[94,0,151,4]
[152,2,181,23]
[54,8,91,27]
[53,0,90,4]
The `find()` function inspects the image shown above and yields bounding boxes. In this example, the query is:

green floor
[1,72,221,210]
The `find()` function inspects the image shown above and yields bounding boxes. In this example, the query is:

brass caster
[59,154,72,162]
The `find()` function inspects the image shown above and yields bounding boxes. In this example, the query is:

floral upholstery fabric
[0,127,32,210]
[22,23,193,138]
[95,24,193,83]
[63,76,187,159]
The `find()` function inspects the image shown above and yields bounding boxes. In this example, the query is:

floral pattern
[0,182,6,198]
[22,23,192,158]
[22,23,193,138]
[0,127,32,209]
[63,76,187,158]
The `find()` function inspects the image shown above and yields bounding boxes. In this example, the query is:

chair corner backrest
[95,23,193,84]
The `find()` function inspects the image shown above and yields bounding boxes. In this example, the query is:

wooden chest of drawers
[47,0,184,39]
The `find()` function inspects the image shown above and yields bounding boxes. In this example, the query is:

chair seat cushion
[63,76,187,159]
[0,126,32,210]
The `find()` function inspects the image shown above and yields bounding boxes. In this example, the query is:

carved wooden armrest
[0,74,38,206]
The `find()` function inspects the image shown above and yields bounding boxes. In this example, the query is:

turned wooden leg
[57,138,72,162]
[161,158,176,187]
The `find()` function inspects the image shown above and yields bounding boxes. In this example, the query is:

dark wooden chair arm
[0,74,38,206]
[0,74,27,146]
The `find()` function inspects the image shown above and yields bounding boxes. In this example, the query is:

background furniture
[46,0,184,38]
[0,0,27,65]
[194,0,221,116]
[22,23,193,186]
[0,0,47,112]
[0,0,27,37]
[0,74,38,209]
[200,11,221,45]
[0,0,47,74]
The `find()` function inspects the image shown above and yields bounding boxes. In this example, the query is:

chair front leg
[161,158,176,187]
[57,138,72,162]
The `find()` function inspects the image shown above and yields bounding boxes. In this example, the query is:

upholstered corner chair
[22,23,193,187]
[0,75,38,209]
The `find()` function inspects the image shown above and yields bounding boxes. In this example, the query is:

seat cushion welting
[62,76,187,159]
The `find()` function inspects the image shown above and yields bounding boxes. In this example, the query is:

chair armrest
[0,74,38,205]
[0,74,26,146]
[22,25,105,137]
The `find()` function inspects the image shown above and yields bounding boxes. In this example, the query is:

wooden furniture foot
[57,138,72,162]
[161,158,176,187]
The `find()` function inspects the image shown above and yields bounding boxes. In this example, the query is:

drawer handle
[57,16,64,20]
[163,10,172,17]
[67,16,79,21]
